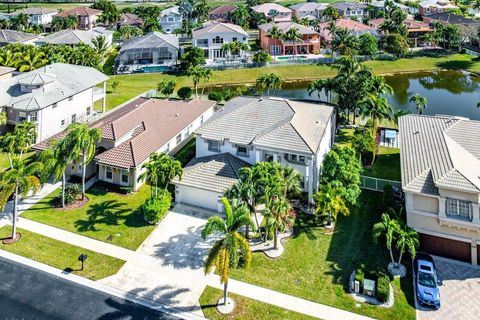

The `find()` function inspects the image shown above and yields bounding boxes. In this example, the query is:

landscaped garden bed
[0,226,125,280]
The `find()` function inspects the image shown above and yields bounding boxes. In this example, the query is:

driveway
[100,204,219,317]
[416,256,480,320]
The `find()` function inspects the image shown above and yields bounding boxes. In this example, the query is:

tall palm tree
[308,79,334,102]
[264,197,294,250]
[267,25,284,43]
[231,4,250,29]
[202,197,254,306]
[279,165,302,198]
[332,28,359,56]
[138,156,160,198]
[409,94,428,114]
[395,222,419,266]
[64,123,101,200]
[314,182,349,226]
[283,27,303,59]
[373,212,400,265]
[256,73,283,96]
[15,48,47,72]
[157,154,183,197]
[360,93,394,126]
[0,157,43,242]
[91,35,108,57]
[187,66,209,98]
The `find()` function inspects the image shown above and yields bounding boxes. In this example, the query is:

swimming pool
[140,66,173,73]
[277,55,308,61]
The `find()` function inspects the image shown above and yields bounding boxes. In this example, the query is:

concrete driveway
[416,256,480,320]
[101,204,219,317]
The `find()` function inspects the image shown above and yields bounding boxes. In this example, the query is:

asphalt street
[0,256,178,320]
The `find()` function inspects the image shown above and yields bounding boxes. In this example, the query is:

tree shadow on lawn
[435,60,475,70]
[291,213,318,241]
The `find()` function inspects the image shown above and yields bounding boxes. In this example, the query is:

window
[232,37,237,42]
[237,146,248,157]
[29,111,37,122]
[165,142,170,153]
[52,102,57,108]
[105,167,113,181]
[264,153,274,162]
[176,133,182,144]
[291,154,298,162]
[446,198,471,220]
[121,170,129,184]
[71,114,77,123]
[183,129,189,139]
[196,39,208,47]
[212,36,224,44]
[200,115,204,124]
[86,107,91,116]
[208,140,220,152]
[18,111,26,122]
[299,155,306,163]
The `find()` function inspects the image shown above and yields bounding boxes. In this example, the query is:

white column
[102,81,107,113]
[255,149,261,163]
[438,197,446,218]
[307,160,313,203]
[471,240,478,266]
[472,203,480,224]
[273,153,278,162]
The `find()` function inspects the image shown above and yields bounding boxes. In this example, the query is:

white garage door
[176,185,222,212]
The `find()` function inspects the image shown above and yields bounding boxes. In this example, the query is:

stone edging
[250,229,293,259]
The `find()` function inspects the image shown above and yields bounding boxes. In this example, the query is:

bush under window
[376,274,390,303]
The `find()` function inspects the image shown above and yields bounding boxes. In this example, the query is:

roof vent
[175,113,179,117]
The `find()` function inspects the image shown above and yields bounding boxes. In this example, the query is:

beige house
[399,115,480,265]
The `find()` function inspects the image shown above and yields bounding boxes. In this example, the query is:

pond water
[270,70,480,120]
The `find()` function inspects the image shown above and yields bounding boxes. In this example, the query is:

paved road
[0,256,177,320]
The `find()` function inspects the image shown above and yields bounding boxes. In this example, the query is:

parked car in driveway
[414,252,441,309]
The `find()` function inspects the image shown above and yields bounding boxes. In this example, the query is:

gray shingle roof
[192,21,248,38]
[35,27,112,46]
[196,97,334,154]
[11,7,57,15]
[0,63,109,111]
[172,153,250,193]
[289,2,328,12]
[119,31,179,51]
[0,29,38,44]
[399,114,480,195]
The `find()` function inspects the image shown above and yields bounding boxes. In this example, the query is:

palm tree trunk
[62,172,66,208]
[274,227,278,250]
[81,153,86,200]
[11,185,18,240]
[389,248,395,265]
[223,281,228,305]
[195,82,199,99]
[397,250,403,266]
[7,153,13,169]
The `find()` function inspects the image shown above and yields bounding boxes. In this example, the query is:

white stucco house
[172,97,335,212]
[192,21,249,61]
[159,6,183,34]
[0,63,108,143]
[9,7,58,26]
[35,27,113,48]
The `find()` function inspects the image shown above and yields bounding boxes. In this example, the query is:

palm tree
[360,93,394,126]
[283,27,303,59]
[267,25,284,44]
[396,222,419,266]
[0,157,43,242]
[256,73,283,96]
[157,79,177,98]
[138,152,182,198]
[322,6,340,21]
[392,109,411,125]
[314,182,349,226]
[202,197,254,306]
[91,35,108,57]
[308,79,334,102]
[187,66,210,98]
[64,123,101,200]
[138,155,160,198]
[15,48,47,72]
[231,4,250,29]
[279,165,302,198]
[373,212,400,265]
[332,28,359,56]
[264,197,294,250]
[409,94,428,114]
[200,68,212,97]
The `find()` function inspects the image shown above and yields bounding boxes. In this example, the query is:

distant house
[419,0,457,16]
[399,114,480,265]
[192,21,249,60]
[259,21,320,55]
[35,27,113,47]
[159,6,182,34]
[332,2,368,20]
[0,29,39,46]
[289,2,328,21]
[115,32,179,73]
[117,13,144,29]
[422,12,480,27]
[208,5,237,22]
[54,7,102,30]
[9,7,58,26]
[370,1,415,15]
[251,3,292,23]
[0,63,108,142]
[369,17,432,46]
[318,19,379,43]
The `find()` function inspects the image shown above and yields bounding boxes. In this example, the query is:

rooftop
[55,7,102,17]
[118,13,144,26]
[192,21,248,38]
[423,12,479,25]
[0,29,38,44]
[11,7,58,15]
[209,5,238,15]
[333,2,368,11]
[119,31,179,52]
[0,66,15,76]
[35,27,112,46]
[161,5,180,17]
[195,97,334,155]
[259,21,319,35]
[251,3,292,14]
[399,114,480,195]
[289,2,329,11]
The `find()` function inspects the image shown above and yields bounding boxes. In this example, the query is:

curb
[0,250,206,320]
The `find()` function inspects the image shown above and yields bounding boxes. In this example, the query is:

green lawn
[229,191,415,320]
[22,184,155,250]
[0,226,124,280]
[199,286,318,320]
[335,128,354,148]
[363,147,401,181]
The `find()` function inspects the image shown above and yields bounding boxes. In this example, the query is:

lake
[273,70,480,120]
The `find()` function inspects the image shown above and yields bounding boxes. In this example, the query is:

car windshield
[419,271,436,288]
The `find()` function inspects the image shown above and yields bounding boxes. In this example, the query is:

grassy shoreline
[100,54,480,111]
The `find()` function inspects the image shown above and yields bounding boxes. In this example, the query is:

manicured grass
[199,286,317,320]
[102,54,479,111]
[229,191,415,320]
[335,128,354,148]
[363,147,401,181]
[22,184,155,250]
[0,226,124,280]
[0,152,35,172]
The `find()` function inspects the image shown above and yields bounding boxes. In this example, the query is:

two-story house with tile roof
[54,7,102,30]
[259,21,320,55]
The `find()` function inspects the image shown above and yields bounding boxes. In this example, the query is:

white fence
[360,176,402,192]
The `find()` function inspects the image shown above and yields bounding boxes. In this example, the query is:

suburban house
[208,5,238,22]
[0,63,108,143]
[115,32,179,73]
[9,7,58,26]
[332,2,368,20]
[418,0,457,16]
[399,114,480,265]
[369,18,432,46]
[159,6,182,34]
[117,13,144,29]
[172,97,335,212]
[54,7,102,30]
[251,3,293,23]
[370,0,415,15]
[259,22,320,55]
[0,29,39,46]
[35,27,113,47]
[0,66,15,80]
[422,12,480,27]
[289,2,328,21]
[318,19,379,43]
[192,21,249,60]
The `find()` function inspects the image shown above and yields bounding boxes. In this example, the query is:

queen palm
[202,197,254,306]
[15,48,47,72]
[314,182,349,226]
[256,73,283,96]
[187,66,211,98]
[267,25,284,43]
[91,35,108,57]
[332,28,359,56]
[409,94,427,114]
[396,222,419,266]
[64,123,101,200]
[0,157,43,242]
[156,154,183,197]
[279,165,302,198]
[283,27,303,59]
[360,93,394,126]
[232,4,250,29]
[264,197,294,250]
[138,155,160,198]
[373,212,400,265]
[308,79,334,102]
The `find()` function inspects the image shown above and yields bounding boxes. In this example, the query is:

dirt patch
[2,233,21,244]
[55,196,89,211]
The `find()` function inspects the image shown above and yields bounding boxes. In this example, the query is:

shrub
[55,183,81,206]
[141,192,172,224]
[177,87,192,100]
[208,91,223,102]
[376,274,390,303]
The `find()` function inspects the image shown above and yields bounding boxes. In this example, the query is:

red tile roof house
[259,22,320,55]
[208,5,238,22]
[34,97,216,191]
[318,18,379,43]
[369,18,433,46]
[117,13,144,29]
[55,7,102,30]
[251,3,293,23]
